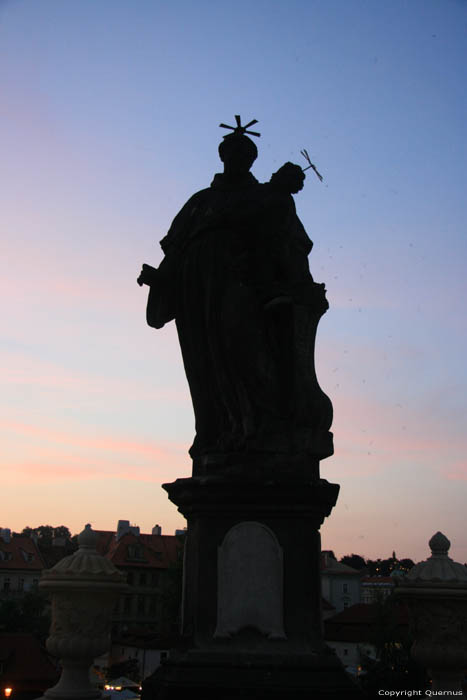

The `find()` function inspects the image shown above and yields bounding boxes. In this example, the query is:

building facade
[320,550,361,613]
[361,576,395,604]
[94,521,183,637]
[0,529,45,598]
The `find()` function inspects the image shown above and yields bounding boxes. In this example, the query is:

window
[3,578,10,592]
[18,578,24,591]
[124,597,132,614]
[127,544,145,561]
[343,600,349,609]
[140,572,147,586]
[32,578,39,590]
[343,648,348,656]
[343,583,348,593]
[137,596,146,614]
[127,572,134,586]
[151,572,159,587]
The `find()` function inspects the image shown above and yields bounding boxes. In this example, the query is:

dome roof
[404,532,467,586]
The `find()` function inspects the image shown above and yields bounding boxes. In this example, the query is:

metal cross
[300,148,323,182]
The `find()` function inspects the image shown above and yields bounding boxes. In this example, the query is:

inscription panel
[214,521,285,639]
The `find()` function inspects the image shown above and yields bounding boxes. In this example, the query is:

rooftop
[94,529,181,569]
[321,553,361,576]
[324,602,409,643]
[0,536,45,572]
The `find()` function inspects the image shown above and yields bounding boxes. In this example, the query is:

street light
[4,689,12,698]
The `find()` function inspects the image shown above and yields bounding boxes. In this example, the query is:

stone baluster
[38,524,128,700]
[395,531,467,698]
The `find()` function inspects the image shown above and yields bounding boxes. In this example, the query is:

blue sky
[1,0,466,562]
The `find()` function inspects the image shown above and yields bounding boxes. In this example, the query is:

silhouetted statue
[138,117,333,471]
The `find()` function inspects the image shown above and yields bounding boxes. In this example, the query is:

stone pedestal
[395,532,467,699]
[38,524,128,700]
[142,466,363,699]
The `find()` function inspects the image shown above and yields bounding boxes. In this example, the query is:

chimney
[117,520,140,540]
[116,520,130,541]
[152,525,162,536]
[321,550,335,568]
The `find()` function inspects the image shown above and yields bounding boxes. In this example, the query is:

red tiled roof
[0,633,59,690]
[94,530,181,569]
[0,536,45,571]
[94,530,116,556]
[324,603,409,643]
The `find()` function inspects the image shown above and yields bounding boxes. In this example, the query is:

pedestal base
[142,468,365,699]
[142,649,363,699]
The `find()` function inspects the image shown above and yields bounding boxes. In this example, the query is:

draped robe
[146,172,333,463]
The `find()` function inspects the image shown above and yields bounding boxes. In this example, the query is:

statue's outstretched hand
[137,263,158,287]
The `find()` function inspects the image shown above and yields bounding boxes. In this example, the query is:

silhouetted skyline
[1,0,466,562]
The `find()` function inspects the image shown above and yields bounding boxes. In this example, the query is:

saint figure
[138,118,333,471]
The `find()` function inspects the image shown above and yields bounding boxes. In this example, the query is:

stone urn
[394,531,467,698]
[39,524,128,700]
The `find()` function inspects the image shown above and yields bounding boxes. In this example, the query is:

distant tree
[21,525,71,544]
[53,525,71,540]
[340,553,366,570]
[36,525,54,544]
[22,525,53,544]
[398,558,415,573]
[366,558,397,576]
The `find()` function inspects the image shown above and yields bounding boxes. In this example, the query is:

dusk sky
[1,0,466,563]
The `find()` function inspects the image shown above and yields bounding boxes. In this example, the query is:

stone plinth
[395,532,467,699]
[142,468,363,699]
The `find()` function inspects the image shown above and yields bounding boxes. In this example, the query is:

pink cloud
[443,461,467,481]
[0,349,188,402]
[317,389,467,483]
[1,245,134,320]
[2,456,187,485]
[1,418,187,457]
[0,418,190,484]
